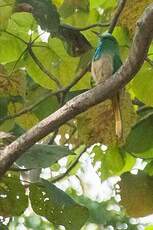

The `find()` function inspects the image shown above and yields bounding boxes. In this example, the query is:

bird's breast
[91,54,113,84]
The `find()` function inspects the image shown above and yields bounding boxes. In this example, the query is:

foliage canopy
[1,0,153,229]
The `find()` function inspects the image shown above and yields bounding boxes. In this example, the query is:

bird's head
[92,31,118,44]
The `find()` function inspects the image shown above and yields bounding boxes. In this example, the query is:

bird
[91,32,123,140]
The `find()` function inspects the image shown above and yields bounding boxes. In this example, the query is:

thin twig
[62,63,90,93]
[108,0,127,33]
[48,129,59,145]
[9,48,28,77]
[2,30,28,44]
[62,23,110,32]
[28,46,62,88]
[51,146,88,183]
[145,57,153,67]
[63,126,76,145]
[31,32,46,44]
[9,167,34,172]
[132,98,144,107]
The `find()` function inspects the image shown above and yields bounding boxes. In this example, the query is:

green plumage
[91,32,123,140]
[92,32,122,74]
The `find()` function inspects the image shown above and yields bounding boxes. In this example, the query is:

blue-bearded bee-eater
[91,32,123,140]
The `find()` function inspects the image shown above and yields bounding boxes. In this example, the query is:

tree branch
[1,3,153,177]
[28,46,62,88]
[108,0,127,33]
[62,23,110,31]
[50,146,87,183]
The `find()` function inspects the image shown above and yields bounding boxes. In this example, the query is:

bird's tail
[112,93,123,141]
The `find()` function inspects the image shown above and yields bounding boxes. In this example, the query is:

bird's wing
[113,54,122,73]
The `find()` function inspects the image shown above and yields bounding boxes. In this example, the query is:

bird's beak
[91,30,101,38]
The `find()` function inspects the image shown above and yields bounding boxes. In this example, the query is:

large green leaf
[93,146,125,179]
[7,12,37,41]
[25,87,59,120]
[119,172,153,217]
[59,0,89,18]
[128,148,153,159]
[125,113,153,153]
[0,32,26,63]
[16,0,60,33]
[33,94,59,120]
[0,224,8,230]
[25,44,60,90]
[0,0,14,29]
[48,37,83,87]
[16,144,73,168]
[0,174,28,217]
[90,0,117,9]
[29,179,89,229]
[129,63,153,106]
[145,226,153,230]
[0,97,9,119]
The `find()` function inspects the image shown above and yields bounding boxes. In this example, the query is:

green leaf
[7,12,37,41]
[0,174,28,217]
[16,144,73,168]
[129,63,153,106]
[92,146,125,179]
[0,223,8,230]
[59,0,89,18]
[10,12,36,31]
[113,26,130,47]
[119,152,135,174]
[29,179,89,229]
[25,44,60,90]
[33,95,59,120]
[90,0,117,9]
[145,226,153,230]
[144,161,153,176]
[0,0,14,29]
[100,146,124,179]
[128,148,153,159]
[119,172,153,217]
[16,0,60,33]
[0,32,26,63]
[48,37,82,87]
[101,0,117,9]
[0,97,9,119]
[125,113,153,153]
[26,87,59,120]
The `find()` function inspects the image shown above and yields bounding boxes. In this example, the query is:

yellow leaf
[8,102,38,129]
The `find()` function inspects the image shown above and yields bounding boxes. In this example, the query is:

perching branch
[1,4,153,177]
